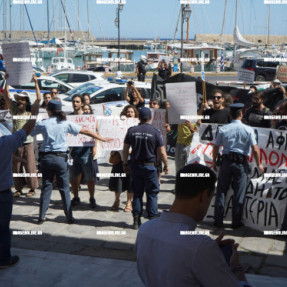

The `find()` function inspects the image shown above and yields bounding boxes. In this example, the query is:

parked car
[61,81,151,113]
[49,70,107,87]
[9,75,74,103]
[241,58,287,81]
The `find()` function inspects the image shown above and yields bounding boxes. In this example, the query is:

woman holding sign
[31,100,112,224]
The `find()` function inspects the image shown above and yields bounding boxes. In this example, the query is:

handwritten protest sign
[2,42,33,86]
[187,124,287,231]
[276,65,287,83]
[151,108,166,145]
[165,82,197,124]
[67,114,98,146]
[99,118,139,151]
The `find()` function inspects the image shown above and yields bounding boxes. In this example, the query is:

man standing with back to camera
[123,107,168,229]
[212,103,265,229]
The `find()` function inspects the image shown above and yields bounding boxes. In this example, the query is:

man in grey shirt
[135,164,251,287]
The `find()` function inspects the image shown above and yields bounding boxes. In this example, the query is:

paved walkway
[1,157,287,286]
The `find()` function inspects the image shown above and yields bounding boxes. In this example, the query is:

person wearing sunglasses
[198,89,230,124]
[50,88,59,99]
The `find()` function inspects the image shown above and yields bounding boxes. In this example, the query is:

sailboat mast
[47,0,50,44]
[9,0,12,40]
[267,4,270,47]
[87,0,90,41]
[3,0,7,41]
[234,0,238,55]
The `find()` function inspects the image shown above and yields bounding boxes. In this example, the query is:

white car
[49,70,108,87]
[60,81,151,113]
[9,75,74,103]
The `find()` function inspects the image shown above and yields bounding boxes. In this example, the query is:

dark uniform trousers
[39,154,72,220]
[0,189,13,262]
[214,158,249,226]
[130,163,159,218]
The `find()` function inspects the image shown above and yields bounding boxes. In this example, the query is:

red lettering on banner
[191,144,202,154]
[260,148,268,165]
[203,142,214,155]
[269,151,280,166]
[279,153,287,167]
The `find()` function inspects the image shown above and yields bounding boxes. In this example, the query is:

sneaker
[13,191,23,198]
[0,256,20,269]
[37,218,47,225]
[89,197,97,208]
[71,197,80,206]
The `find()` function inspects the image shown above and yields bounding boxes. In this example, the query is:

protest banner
[166,82,197,124]
[150,108,167,145]
[187,124,287,231]
[276,65,287,83]
[66,114,98,146]
[0,122,11,136]
[99,117,139,151]
[237,68,255,83]
[2,42,33,86]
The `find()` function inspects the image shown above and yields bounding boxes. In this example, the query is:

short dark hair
[72,94,84,103]
[230,108,242,119]
[211,89,224,98]
[175,164,217,199]
[253,90,264,100]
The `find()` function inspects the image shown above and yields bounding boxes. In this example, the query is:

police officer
[123,107,168,229]
[31,100,112,224]
[212,103,264,229]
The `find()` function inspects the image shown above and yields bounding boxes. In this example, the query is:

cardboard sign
[187,124,287,231]
[99,118,139,151]
[166,82,197,124]
[237,68,255,83]
[2,42,33,86]
[150,109,167,146]
[276,65,287,83]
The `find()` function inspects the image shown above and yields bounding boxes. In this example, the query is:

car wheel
[255,75,265,81]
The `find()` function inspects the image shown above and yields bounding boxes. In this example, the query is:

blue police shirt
[0,129,26,191]
[124,123,164,162]
[215,120,256,156]
[31,117,82,152]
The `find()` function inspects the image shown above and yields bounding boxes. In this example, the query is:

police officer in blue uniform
[31,100,112,224]
[123,107,169,229]
[212,103,264,228]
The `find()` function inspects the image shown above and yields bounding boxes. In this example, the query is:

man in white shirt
[135,163,251,287]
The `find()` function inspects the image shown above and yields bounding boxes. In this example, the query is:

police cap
[139,107,152,121]
[229,103,244,110]
[47,99,62,111]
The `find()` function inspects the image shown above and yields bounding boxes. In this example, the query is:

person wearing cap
[0,101,39,269]
[4,73,41,197]
[30,100,113,224]
[271,79,281,88]
[136,164,252,287]
[123,107,169,229]
[212,103,264,229]
[242,90,272,128]
[136,55,147,82]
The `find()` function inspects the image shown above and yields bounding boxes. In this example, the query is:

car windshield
[64,86,103,101]
[66,82,95,95]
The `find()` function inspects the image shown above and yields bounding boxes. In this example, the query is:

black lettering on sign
[276,132,285,150]
[278,188,287,201]
[249,199,256,224]
[269,202,278,227]
[273,187,283,200]
[224,195,233,218]
[266,131,274,149]
[201,125,213,141]
[244,196,253,219]
[264,201,268,226]
[246,181,254,195]
[249,167,260,179]
[257,201,265,224]
[215,125,221,139]
[254,129,258,145]
[254,182,265,198]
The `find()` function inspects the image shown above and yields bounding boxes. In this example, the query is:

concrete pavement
[1,157,287,286]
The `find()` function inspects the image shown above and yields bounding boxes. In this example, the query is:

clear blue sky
[3,0,287,40]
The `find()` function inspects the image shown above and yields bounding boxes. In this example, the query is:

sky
[2,0,287,40]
